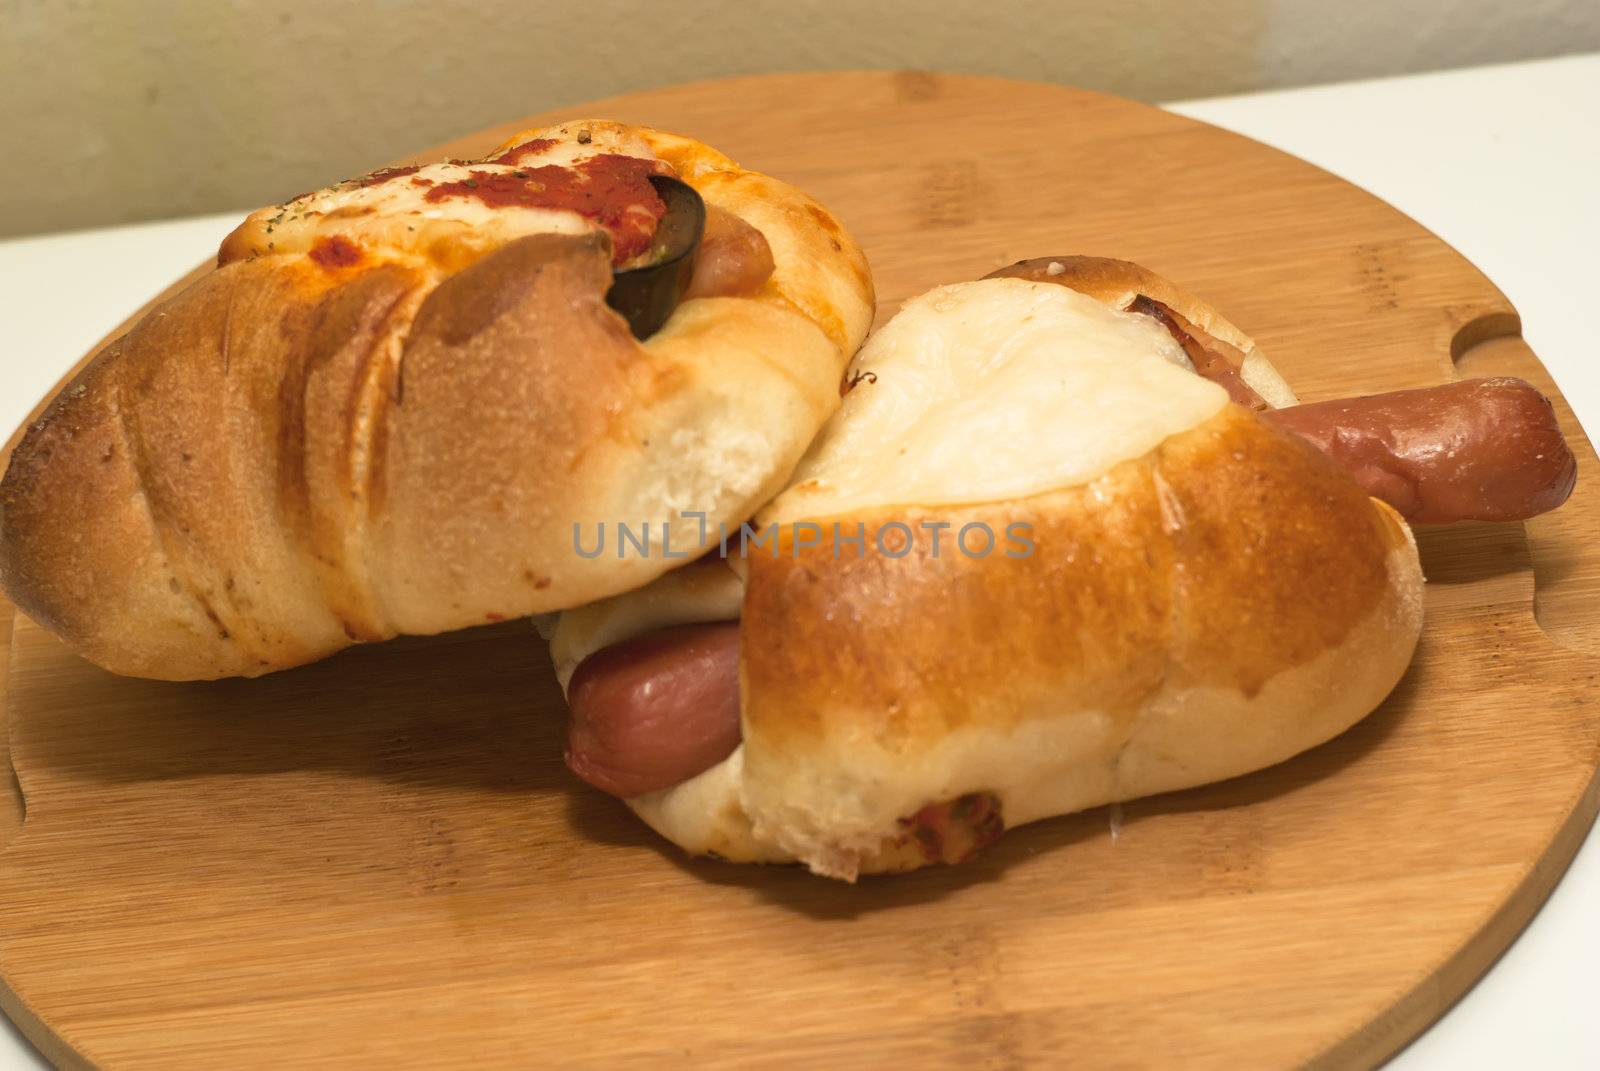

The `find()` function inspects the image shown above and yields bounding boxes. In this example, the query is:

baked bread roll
[552,259,1426,880]
[0,121,873,679]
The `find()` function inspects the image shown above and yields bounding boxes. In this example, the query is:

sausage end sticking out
[1265,376,1576,524]
[566,621,742,798]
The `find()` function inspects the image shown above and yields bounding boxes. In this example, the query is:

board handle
[1453,314,1600,653]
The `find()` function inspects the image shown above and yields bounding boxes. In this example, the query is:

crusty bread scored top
[0,121,873,679]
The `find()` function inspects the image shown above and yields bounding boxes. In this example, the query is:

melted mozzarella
[763,278,1229,523]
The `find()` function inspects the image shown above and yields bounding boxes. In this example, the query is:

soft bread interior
[1241,352,1298,409]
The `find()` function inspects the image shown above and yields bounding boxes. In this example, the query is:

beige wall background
[2,0,1596,238]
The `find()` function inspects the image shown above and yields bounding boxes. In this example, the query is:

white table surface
[1,52,1596,1069]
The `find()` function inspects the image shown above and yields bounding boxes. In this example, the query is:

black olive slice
[605,175,705,340]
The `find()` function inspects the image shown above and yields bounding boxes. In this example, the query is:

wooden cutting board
[2,71,1598,1070]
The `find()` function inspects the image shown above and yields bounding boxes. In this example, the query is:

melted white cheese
[762,278,1229,523]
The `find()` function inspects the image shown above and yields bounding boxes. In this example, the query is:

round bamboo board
[1,72,1596,1069]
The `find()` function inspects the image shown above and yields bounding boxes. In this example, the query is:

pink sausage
[1265,377,1576,524]
[565,622,742,797]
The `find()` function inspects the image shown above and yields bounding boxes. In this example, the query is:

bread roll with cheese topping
[553,267,1423,880]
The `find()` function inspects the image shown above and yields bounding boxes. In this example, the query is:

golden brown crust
[0,122,873,679]
[369,231,677,632]
[0,257,413,677]
[1160,409,1394,692]
[987,255,1195,312]
[729,407,1418,878]
[742,406,1394,752]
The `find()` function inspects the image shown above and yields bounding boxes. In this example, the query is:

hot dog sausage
[1265,377,1575,524]
[565,379,1576,800]
[683,206,775,301]
[565,621,742,797]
